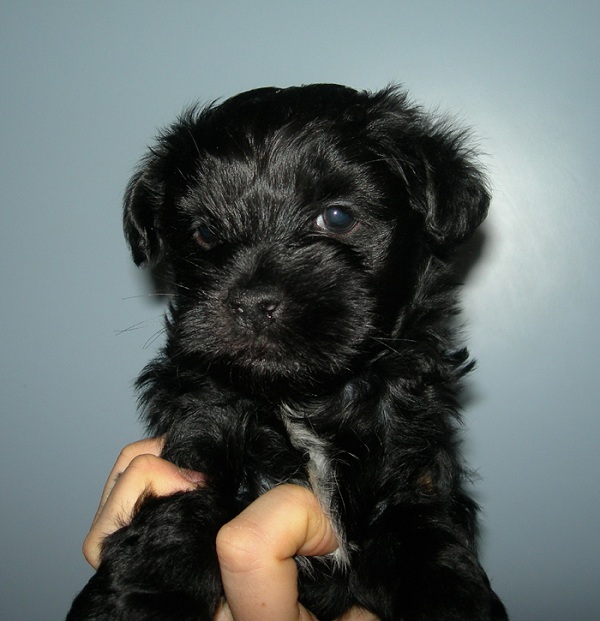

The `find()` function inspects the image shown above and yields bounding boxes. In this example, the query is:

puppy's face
[162,133,416,387]
[124,85,489,388]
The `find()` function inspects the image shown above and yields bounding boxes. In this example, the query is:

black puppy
[68,84,508,620]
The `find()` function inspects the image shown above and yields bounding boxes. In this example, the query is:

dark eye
[194,223,219,249]
[316,205,357,233]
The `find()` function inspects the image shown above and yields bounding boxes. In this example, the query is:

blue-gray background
[1,2,599,619]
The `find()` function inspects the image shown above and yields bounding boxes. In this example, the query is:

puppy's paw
[67,488,230,620]
[67,567,216,621]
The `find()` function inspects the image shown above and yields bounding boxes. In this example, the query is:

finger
[211,598,380,621]
[212,594,379,621]
[83,452,204,569]
[90,437,166,529]
[216,484,338,621]
[336,607,380,621]
[214,602,379,621]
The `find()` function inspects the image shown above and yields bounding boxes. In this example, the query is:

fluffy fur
[68,84,508,620]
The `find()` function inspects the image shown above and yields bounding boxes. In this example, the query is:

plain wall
[1,2,599,619]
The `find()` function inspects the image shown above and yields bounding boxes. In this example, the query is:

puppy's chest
[282,417,335,503]
[281,414,354,564]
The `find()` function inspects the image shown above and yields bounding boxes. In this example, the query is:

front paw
[67,488,231,620]
[67,566,219,621]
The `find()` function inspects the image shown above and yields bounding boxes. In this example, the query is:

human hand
[83,438,378,621]
[82,436,205,569]
[215,483,378,621]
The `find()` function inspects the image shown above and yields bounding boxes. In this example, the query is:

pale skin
[83,438,379,621]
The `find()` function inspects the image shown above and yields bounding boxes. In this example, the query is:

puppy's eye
[194,223,219,249]
[316,206,357,234]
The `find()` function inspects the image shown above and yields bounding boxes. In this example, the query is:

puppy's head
[124,85,489,388]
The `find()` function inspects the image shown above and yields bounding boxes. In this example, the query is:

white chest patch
[282,413,351,568]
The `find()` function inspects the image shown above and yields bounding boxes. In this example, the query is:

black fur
[68,84,507,620]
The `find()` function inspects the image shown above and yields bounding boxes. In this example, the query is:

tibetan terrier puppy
[68,84,508,620]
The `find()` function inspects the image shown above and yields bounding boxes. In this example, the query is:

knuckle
[117,437,163,465]
[81,534,97,568]
[126,452,160,475]
[118,441,142,462]
[216,521,266,572]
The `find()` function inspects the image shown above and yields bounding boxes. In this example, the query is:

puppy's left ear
[414,129,490,249]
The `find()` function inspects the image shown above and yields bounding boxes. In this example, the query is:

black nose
[227,286,282,328]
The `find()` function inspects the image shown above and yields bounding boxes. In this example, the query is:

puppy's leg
[351,505,508,621]
[66,487,233,621]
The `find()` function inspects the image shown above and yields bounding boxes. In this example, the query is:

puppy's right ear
[123,162,165,267]
[123,105,209,267]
